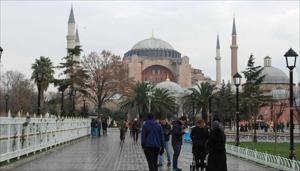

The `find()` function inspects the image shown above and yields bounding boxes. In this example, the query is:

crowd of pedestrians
[91,117,108,137]
[92,114,227,171]
[139,113,227,171]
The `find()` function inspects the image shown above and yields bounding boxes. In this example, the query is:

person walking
[207,121,227,171]
[91,118,98,136]
[120,118,129,143]
[96,117,102,137]
[102,118,108,136]
[171,116,187,171]
[158,119,172,167]
[141,113,164,171]
[132,118,141,143]
[190,119,209,171]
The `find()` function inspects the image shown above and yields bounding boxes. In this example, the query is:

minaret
[230,17,238,81]
[66,7,76,50]
[74,28,80,61]
[215,34,221,85]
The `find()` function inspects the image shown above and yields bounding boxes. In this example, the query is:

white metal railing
[226,133,300,143]
[0,114,91,163]
[226,144,300,171]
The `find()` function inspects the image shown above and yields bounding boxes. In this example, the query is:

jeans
[98,127,101,136]
[144,147,160,171]
[172,143,182,169]
[159,141,171,164]
[133,130,139,142]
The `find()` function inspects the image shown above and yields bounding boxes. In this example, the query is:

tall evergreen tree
[212,81,235,128]
[56,45,89,116]
[241,54,269,142]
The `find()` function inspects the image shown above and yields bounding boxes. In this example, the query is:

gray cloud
[0,1,299,90]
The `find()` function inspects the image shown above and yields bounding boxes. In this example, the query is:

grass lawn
[228,142,300,161]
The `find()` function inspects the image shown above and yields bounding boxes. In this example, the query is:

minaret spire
[75,28,80,43]
[216,34,220,49]
[230,17,238,82]
[232,17,237,35]
[68,7,75,24]
[215,34,221,85]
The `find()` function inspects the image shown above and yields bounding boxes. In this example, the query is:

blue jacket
[141,119,164,149]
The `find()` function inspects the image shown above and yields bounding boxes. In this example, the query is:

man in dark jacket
[158,119,172,167]
[171,116,187,171]
[207,121,227,171]
[190,119,209,171]
[102,119,108,136]
[132,118,141,143]
[141,113,164,171]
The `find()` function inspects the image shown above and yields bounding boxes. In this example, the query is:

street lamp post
[82,95,87,117]
[284,48,298,160]
[0,46,3,62]
[37,72,42,116]
[208,94,212,127]
[59,90,64,116]
[72,90,76,116]
[192,100,195,126]
[5,94,9,114]
[146,91,153,113]
[233,72,242,146]
[0,47,3,114]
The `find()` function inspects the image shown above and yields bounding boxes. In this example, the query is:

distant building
[123,34,219,88]
[260,56,289,94]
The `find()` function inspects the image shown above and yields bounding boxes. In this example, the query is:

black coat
[207,128,227,171]
[190,126,209,157]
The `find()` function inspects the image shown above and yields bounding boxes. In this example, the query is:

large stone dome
[261,67,289,84]
[132,37,174,50]
[156,80,184,94]
[124,36,181,59]
[261,56,289,84]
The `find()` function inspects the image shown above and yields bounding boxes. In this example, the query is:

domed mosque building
[123,35,209,88]
[260,56,289,93]
[258,56,299,126]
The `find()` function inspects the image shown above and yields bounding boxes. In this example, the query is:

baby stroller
[190,154,208,171]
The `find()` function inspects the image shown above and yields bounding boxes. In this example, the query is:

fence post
[7,119,11,163]
[17,119,21,160]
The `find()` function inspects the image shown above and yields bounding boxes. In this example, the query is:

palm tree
[120,82,152,119]
[151,88,178,119]
[31,56,55,113]
[120,82,177,119]
[183,82,214,122]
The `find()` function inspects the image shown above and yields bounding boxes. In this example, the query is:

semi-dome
[156,80,184,94]
[124,36,181,59]
[132,37,174,50]
[261,56,289,84]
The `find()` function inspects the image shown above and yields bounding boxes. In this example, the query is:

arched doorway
[142,65,175,83]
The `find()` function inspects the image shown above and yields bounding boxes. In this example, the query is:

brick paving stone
[10,129,276,171]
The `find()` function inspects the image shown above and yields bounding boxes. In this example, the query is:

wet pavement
[11,129,276,171]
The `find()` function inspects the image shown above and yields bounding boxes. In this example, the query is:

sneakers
[167,161,171,167]
[172,168,182,171]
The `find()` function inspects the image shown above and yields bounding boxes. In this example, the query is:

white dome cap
[132,37,174,50]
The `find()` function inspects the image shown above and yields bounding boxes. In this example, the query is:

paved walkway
[11,129,276,171]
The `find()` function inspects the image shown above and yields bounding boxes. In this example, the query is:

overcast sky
[0,1,299,89]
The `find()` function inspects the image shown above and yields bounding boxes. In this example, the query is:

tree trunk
[253,114,257,143]
[274,115,278,144]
